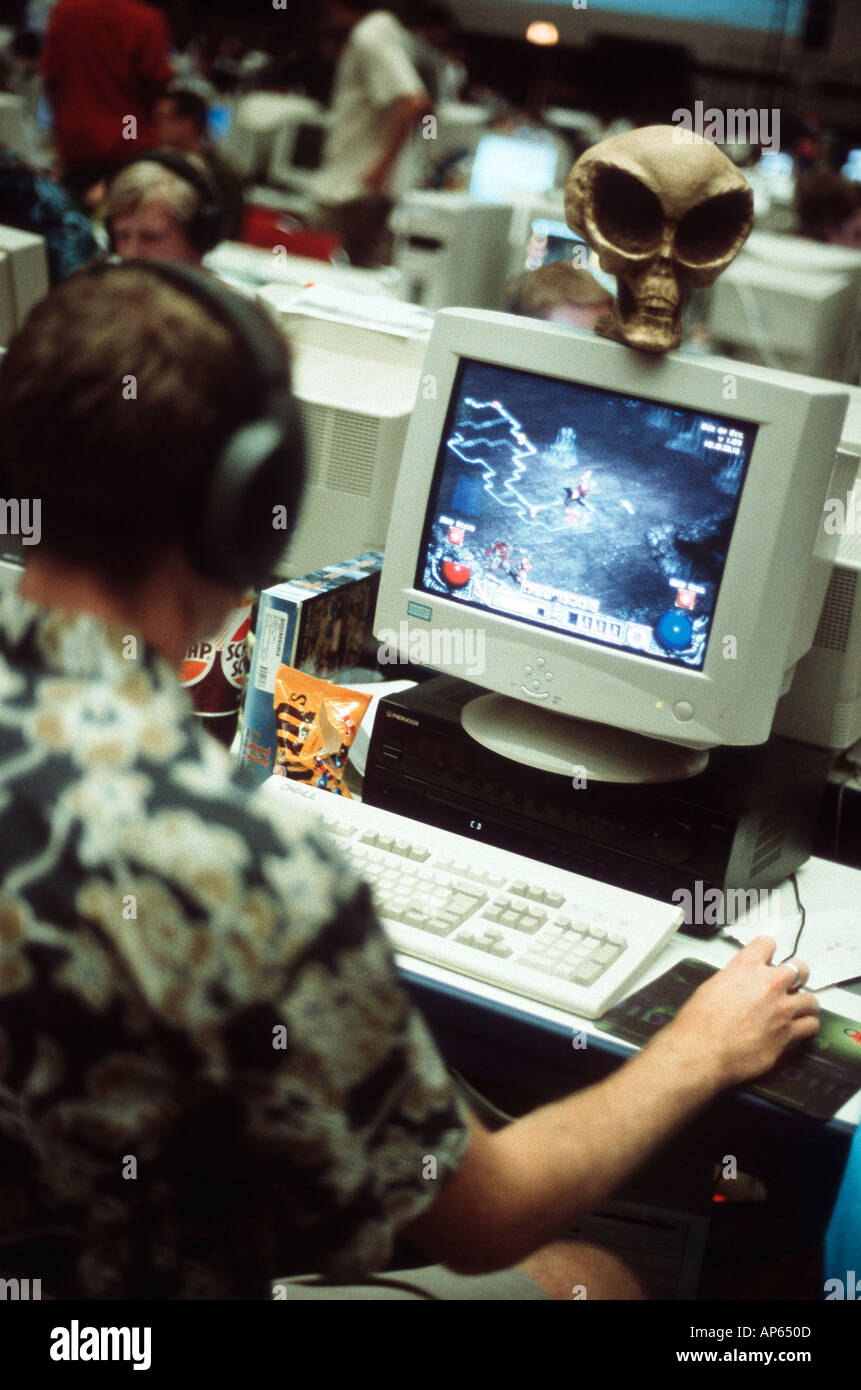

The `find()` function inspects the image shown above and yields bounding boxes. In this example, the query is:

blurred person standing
[41,0,173,203]
[312,2,433,267]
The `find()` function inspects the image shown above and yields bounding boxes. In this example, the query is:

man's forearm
[411,1021,722,1274]
[406,937,818,1276]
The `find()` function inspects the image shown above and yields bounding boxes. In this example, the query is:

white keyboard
[259,778,683,1019]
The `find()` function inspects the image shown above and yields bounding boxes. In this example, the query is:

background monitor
[707,235,861,382]
[207,103,234,146]
[842,150,861,183]
[0,93,25,154]
[375,308,852,782]
[468,132,562,203]
[220,92,307,181]
[523,216,589,271]
[0,226,50,347]
[266,97,330,193]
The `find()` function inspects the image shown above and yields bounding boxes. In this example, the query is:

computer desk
[393,850,861,1214]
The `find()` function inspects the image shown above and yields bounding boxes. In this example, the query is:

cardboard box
[238,552,383,785]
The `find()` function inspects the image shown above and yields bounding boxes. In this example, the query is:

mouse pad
[595,958,861,1121]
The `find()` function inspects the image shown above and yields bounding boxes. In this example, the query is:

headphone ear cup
[192,196,225,256]
[191,399,306,589]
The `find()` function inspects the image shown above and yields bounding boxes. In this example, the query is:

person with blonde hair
[104,148,224,265]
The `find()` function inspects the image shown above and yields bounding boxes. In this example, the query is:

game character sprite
[485,539,510,571]
[563,468,594,509]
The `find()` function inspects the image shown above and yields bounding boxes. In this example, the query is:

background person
[796,169,861,248]
[104,151,225,266]
[505,262,613,329]
[153,87,244,243]
[40,0,173,203]
[311,1,434,267]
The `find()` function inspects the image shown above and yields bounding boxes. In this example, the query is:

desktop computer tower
[389,192,512,310]
[362,676,832,938]
[273,316,426,577]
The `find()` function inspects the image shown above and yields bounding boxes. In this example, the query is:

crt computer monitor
[267,99,329,193]
[375,309,853,782]
[469,133,561,204]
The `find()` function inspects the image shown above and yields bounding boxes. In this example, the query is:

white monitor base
[461,693,710,784]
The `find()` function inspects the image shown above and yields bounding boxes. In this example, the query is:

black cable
[781,870,807,962]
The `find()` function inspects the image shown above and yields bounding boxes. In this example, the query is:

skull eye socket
[591,167,664,254]
[675,189,752,265]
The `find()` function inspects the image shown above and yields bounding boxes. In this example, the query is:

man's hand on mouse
[661,934,820,1091]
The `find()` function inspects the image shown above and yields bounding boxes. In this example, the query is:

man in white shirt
[313,2,433,266]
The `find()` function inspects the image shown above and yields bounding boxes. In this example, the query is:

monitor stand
[461,693,709,784]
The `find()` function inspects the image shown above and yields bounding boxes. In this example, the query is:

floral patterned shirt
[0,590,468,1300]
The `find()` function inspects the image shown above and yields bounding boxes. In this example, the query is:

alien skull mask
[565,125,754,352]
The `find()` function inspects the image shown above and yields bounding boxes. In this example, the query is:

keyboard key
[572,960,604,985]
[519,912,545,932]
[448,891,485,915]
[516,914,544,935]
[594,943,622,966]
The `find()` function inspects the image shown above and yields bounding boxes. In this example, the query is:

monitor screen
[842,150,861,183]
[414,358,757,671]
[207,104,233,145]
[469,135,559,203]
[524,217,587,271]
[293,122,326,172]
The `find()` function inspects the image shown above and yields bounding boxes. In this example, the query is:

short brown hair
[0,265,291,589]
[506,263,613,318]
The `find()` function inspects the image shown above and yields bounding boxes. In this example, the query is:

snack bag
[273,665,371,797]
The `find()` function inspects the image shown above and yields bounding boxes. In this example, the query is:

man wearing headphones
[0,263,819,1301]
[104,148,225,266]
